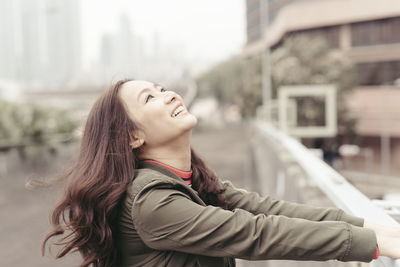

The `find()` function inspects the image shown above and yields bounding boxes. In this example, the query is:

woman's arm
[221,180,364,226]
[132,185,377,262]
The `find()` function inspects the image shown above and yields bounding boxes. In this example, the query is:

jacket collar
[137,160,206,206]
[138,160,186,182]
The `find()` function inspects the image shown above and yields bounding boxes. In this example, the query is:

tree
[0,98,79,159]
[196,55,262,118]
[271,35,357,138]
[196,35,357,136]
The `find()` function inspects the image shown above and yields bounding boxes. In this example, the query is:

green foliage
[271,35,355,96]
[271,35,356,134]
[0,98,79,156]
[196,55,262,117]
[196,35,357,135]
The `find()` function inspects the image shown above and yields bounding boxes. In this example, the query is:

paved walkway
[191,121,255,189]
[0,145,82,266]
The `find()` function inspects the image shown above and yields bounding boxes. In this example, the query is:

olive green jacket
[117,161,377,266]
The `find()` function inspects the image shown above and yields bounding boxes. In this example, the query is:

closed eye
[145,95,153,103]
[145,87,167,103]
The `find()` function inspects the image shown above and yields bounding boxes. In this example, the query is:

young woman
[42,79,400,267]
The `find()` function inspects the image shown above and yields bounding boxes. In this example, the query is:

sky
[81,0,246,68]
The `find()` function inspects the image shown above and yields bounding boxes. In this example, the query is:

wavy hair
[42,79,226,267]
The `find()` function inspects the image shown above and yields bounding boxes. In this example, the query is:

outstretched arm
[132,185,377,262]
[221,180,364,226]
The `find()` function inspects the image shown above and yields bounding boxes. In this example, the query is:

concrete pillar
[339,24,352,50]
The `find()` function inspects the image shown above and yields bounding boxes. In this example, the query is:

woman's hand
[364,220,400,259]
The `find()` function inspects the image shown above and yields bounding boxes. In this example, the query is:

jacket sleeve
[221,180,365,227]
[131,185,377,262]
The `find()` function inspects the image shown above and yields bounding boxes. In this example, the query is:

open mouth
[171,105,185,117]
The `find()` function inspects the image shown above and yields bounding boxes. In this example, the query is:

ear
[130,135,145,149]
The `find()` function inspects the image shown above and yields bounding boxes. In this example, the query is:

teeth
[173,106,184,117]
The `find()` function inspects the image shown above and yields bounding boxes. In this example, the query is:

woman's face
[119,80,197,149]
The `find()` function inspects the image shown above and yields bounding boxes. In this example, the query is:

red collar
[141,159,192,183]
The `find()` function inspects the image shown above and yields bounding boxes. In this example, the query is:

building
[0,0,28,83]
[97,17,188,85]
[97,14,146,84]
[244,0,400,175]
[246,0,321,45]
[0,0,82,89]
[43,0,82,88]
[245,0,400,85]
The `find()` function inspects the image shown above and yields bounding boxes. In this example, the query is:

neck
[139,131,192,171]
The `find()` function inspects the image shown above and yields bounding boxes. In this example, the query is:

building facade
[244,0,400,175]
[245,0,400,86]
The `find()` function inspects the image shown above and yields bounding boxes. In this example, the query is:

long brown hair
[42,79,226,267]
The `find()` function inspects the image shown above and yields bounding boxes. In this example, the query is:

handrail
[252,120,400,267]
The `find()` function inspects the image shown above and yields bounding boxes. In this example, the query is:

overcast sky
[81,0,246,67]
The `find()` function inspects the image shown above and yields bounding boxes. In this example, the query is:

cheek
[138,104,168,125]
[143,120,179,146]
[140,109,175,138]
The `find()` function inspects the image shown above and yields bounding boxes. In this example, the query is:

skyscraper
[0,0,25,82]
[98,14,144,83]
[42,0,82,87]
[0,0,82,89]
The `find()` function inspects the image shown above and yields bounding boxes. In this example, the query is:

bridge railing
[250,120,400,267]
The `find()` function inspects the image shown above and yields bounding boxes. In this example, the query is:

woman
[42,79,400,267]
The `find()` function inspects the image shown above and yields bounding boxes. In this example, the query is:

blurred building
[246,0,325,44]
[245,0,400,85]
[42,0,82,88]
[244,0,400,174]
[0,0,26,83]
[96,18,188,85]
[0,0,82,89]
[97,14,145,84]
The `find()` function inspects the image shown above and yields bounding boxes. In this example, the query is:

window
[356,61,400,85]
[351,17,400,46]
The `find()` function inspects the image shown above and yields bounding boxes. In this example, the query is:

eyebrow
[137,84,163,102]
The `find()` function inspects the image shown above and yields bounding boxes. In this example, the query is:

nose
[164,91,176,104]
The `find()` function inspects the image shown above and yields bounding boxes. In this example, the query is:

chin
[189,113,198,126]
[182,113,198,131]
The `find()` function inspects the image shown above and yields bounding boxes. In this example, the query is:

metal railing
[250,120,400,267]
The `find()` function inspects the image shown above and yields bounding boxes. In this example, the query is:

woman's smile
[175,109,188,117]
[172,107,188,118]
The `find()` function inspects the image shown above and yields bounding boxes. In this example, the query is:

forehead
[121,80,158,96]
[120,80,162,101]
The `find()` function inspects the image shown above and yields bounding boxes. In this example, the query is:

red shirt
[141,159,192,186]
